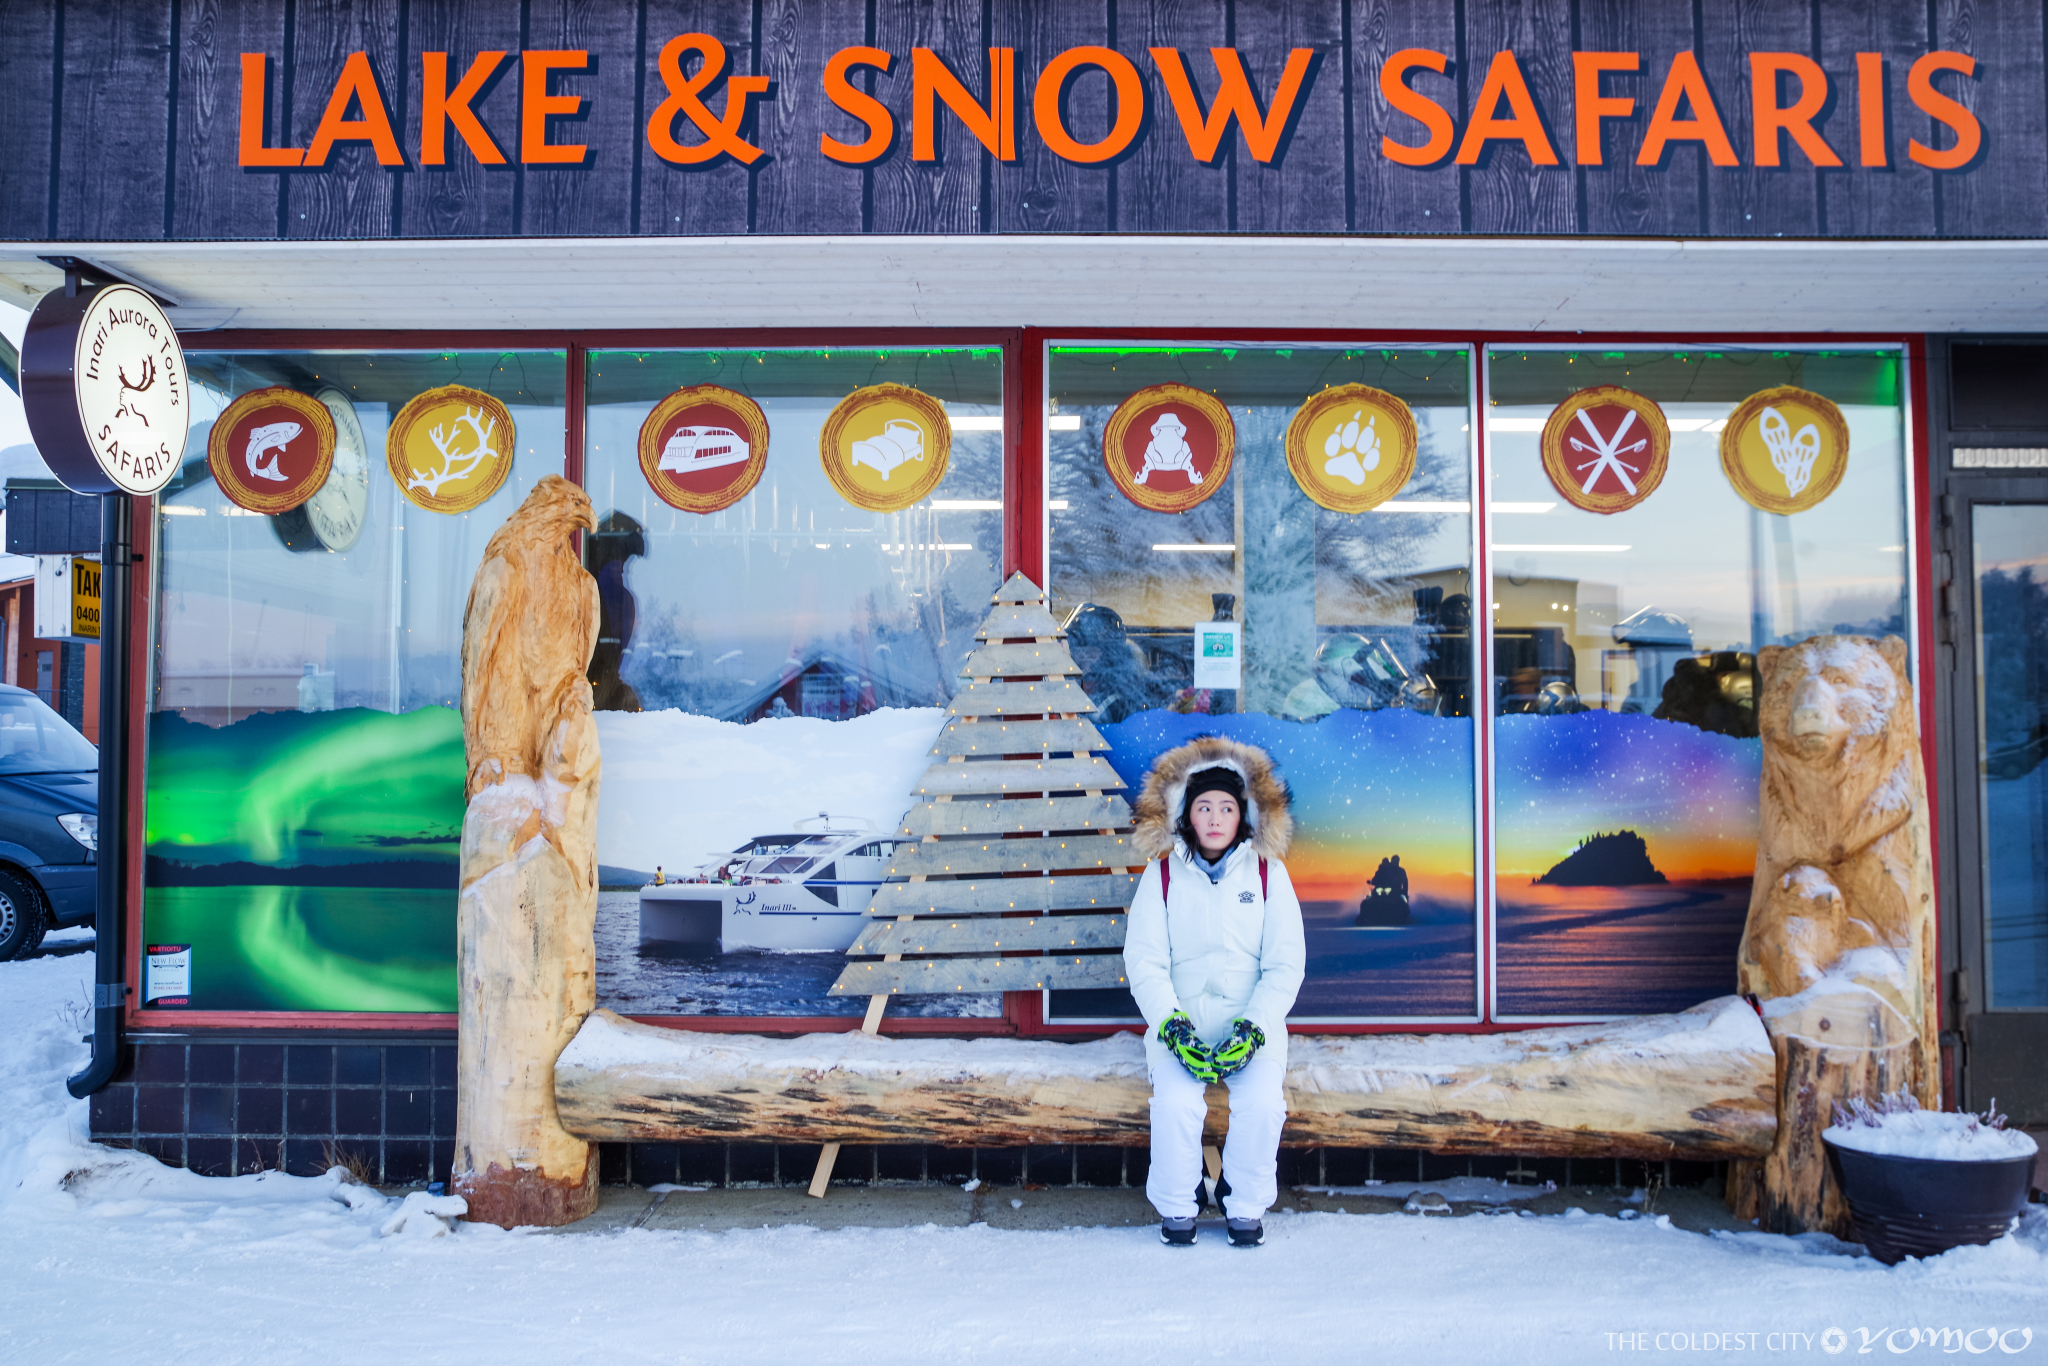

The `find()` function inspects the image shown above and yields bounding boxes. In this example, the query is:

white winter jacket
[1123,838,1306,1047]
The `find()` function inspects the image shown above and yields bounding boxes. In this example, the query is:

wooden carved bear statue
[1730,634,1937,1236]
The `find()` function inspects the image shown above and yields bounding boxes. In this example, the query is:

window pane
[144,350,566,1012]
[1046,344,1479,1022]
[1975,503,2048,1009]
[582,347,1004,1019]
[1487,348,1908,1016]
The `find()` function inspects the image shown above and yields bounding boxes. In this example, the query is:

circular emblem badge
[1720,386,1850,515]
[20,283,190,495]
[275,388,371,553]
[207,387,335,515]
[820,384,951,514]
[386,385,516,514]
[639,385,770,514]
[1538,386,1671,515]
[1103,384,1234,514]
[1284,385,1418,514]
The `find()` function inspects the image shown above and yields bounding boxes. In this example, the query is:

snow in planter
[1826,1090,2041,1162]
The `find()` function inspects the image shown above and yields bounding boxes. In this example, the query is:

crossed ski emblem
[1567,407,1648,495]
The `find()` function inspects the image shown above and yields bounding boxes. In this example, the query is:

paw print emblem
[1323,410,1381,486]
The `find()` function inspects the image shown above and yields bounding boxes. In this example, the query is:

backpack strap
[1260,856,1268,900]
[1158,855,1170,900]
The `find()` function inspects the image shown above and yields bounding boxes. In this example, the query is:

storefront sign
[1720,387,1849,515]
[207,387,336,515]
[20,284,188,496]
[1103,384,1234,514]
[820,384,950,513]
[33,553,99,641]
[1285,386,1417,514]
[1537,386,1671,514]
[229,38,1981,181]
[638,385,769,514]
[386,385,516,514]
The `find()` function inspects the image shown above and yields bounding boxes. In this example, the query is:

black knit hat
[1178,764,1249,855]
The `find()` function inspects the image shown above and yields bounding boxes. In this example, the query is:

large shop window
[1045,345,1482,1023]
[581,347,1004,1019]
[144,351,565,1013]
[1486,347,1910,1018]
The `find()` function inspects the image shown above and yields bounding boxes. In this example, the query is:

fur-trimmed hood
[1132,735,1293,861]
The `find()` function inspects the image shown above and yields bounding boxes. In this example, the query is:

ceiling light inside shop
[161,506,205,516]
[949,415,1003,431]
[930,500,1001,510]
[1048,415,1082,431]
[1154,544,1235,553]
[1666,418,1728,432]
[1489,417,1548,431]
[1492,543,1632,553]
[1375,500,1557,514]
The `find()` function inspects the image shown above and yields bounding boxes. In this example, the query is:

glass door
[1957,493,2048,1119]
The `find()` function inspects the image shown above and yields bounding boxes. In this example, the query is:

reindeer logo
[114,356,157,425]
[408,406,500,498]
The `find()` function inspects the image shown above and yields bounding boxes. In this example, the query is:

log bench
[554,995,1777,1161]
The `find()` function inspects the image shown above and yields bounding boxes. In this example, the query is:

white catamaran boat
[639,814,904,953]
[657,424,750,474]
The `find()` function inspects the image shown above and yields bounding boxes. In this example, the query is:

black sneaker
[1226,1217,1264,1247]
[1160,1216,1198,1246]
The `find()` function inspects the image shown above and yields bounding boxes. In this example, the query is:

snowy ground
[4,953,2046,1364]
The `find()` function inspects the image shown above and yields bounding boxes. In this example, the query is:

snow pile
[593,706,945,874]
[1826,1092,2039,1163]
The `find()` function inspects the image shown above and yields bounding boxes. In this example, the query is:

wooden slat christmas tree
[828,572,1140,1014]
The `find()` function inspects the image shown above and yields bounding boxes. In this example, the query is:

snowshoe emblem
[1238,890,1255,903]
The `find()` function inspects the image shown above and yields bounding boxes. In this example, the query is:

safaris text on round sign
[21,284,189,496]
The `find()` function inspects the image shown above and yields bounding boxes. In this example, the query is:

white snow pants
[1142,1030,1288,1221]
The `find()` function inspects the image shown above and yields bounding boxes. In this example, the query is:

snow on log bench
[554,996,1777,1160]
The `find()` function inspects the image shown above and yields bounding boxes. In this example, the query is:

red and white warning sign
[1535,386,1671,515]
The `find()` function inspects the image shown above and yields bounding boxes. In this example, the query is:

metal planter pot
[1824,1138,2036,1265]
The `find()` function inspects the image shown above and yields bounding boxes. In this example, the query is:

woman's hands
[1157,1011,1220,1083]
[1211,1019,1267,1078]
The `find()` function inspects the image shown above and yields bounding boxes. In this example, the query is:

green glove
[1211,1018,1266,1079]
[1158,1010,1220,1083]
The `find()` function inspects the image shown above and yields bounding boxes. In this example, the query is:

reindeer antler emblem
[114,356,157,425]
[409,407,500,497]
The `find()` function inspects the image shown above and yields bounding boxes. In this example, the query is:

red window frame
[125,326,1935,1040]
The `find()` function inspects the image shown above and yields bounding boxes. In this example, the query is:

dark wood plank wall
[1937,0,2048,239]
[753,0,868,232]
[1350,0,1462,233]
[1237,0,1347,233]
[283,0,400,238]
[1816,0,1935,237]
[1702,0,1820,236]
[871,0,987,233]
[53,1,173,239]
[176,0,295,240]
[1578,0,1704,236]
[397,0,522,238]
[523,0,643,235]
[6,0,2043,241]
[1113,0,1229,232]
[0,2,57,239]
[639,0,753,234]
[1464,0,1576,234]
[991,0,1111,233]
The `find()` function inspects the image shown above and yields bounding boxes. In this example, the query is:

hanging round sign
[1720,386,1850,515]
[275,387,371,553]
[386,384,515,514]
[1284,385,1418,514]
[1102,383,1234,513]
[207,387,335,515]
[20,283,189,495]
[638,384,770,514]
[820,383,951,514]
[1538,386,1671,515]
